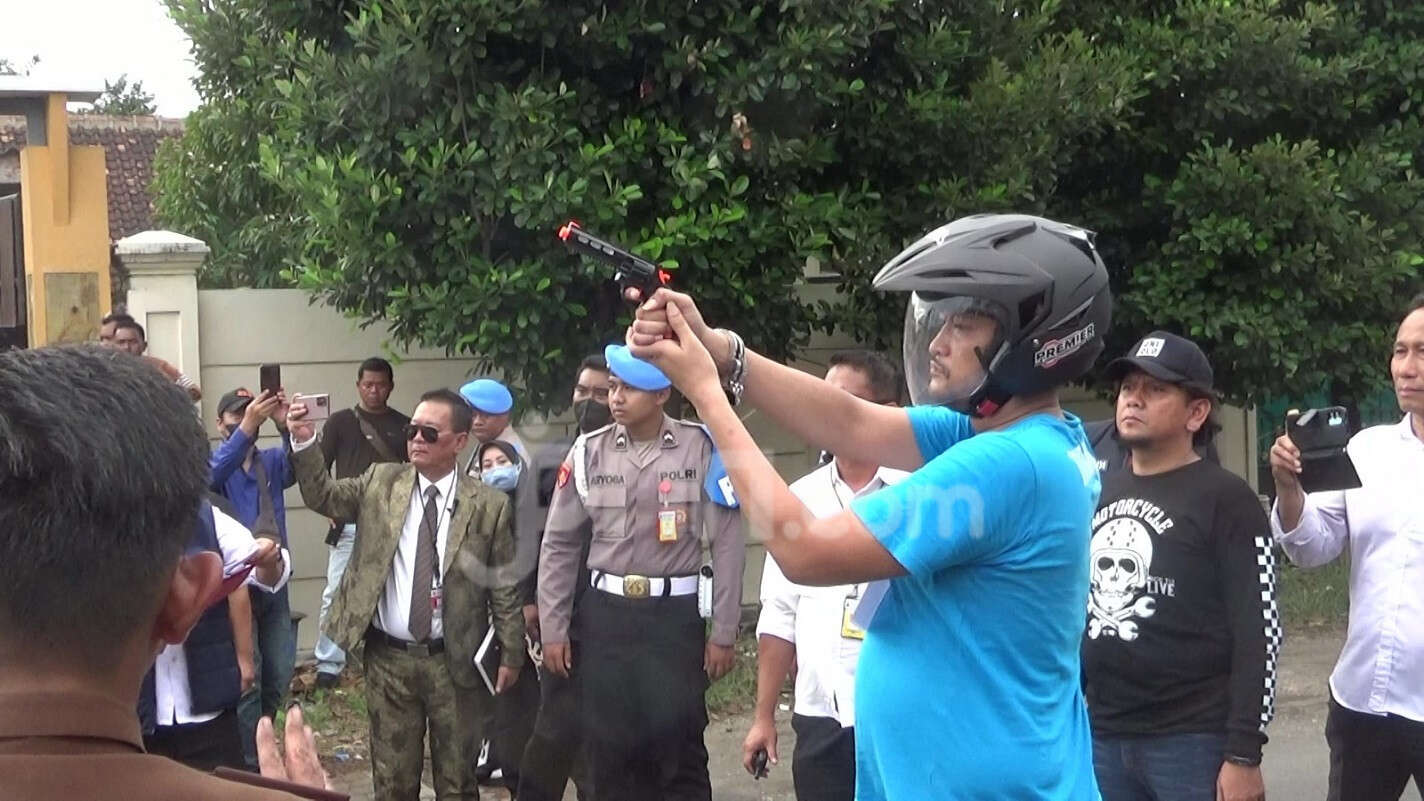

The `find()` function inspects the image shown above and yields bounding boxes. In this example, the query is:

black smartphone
[1287,407,1362,492]
[259,363,281,395]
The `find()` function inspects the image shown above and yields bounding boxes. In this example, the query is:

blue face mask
[482,464,521,492]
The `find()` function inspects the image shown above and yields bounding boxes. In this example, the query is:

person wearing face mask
[516,355,608,801]
[474,440,543,797]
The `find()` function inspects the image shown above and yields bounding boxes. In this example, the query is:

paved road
[334,626,1420,800]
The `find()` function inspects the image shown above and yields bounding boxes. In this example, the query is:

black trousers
[144,708,246,773]
[576,589,711,801]
[1326,695,1424,801]
[518,659,594,801]
[791,714,856,801]
[488,660,540,791]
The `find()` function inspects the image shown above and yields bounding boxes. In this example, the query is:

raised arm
[287,403,367,522]
[630,289,931,472]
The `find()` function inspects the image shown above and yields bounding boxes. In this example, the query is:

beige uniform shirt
[538,415,745,646]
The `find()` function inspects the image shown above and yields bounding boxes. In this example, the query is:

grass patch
[706,635,760,718]
[1276,551,1350,629]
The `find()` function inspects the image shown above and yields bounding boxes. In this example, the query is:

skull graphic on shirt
[1087,516,1157,641]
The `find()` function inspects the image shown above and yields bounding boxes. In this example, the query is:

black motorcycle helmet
[873,214,1112,417]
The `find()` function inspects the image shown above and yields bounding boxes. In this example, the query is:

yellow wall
[19,93,112,344]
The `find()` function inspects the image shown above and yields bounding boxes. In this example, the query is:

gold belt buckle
[623,575,651,598]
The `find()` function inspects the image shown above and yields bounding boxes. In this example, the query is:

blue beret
[604,344,671,391]
[459,378,514,414]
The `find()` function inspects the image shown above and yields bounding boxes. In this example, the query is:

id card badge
[841,597,866,640]
[658,509,679,543]
[430,587,443,615]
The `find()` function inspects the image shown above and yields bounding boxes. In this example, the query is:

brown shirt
[538,415,745,646]
[0,689,299,801]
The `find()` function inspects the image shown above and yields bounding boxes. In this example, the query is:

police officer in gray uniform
[539,345,744,801]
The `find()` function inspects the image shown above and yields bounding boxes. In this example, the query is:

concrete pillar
[116,230,206,391]
[13,91,112,344]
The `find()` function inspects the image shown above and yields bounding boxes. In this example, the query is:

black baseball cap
[217,387,255,417]
[1105,331,1215,396]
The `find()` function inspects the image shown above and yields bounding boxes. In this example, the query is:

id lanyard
[827,471,869,604]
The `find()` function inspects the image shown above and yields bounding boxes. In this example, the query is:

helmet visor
[902,294,1011,408]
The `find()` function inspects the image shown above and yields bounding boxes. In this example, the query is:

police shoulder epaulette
[671,418,713,439]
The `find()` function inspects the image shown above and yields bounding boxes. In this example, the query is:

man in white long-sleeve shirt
[1269,292,1424,801]
[741,351,907,801]
[142,501,290,771]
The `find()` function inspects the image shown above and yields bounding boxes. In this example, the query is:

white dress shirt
[756,461,908,728]
[154,506,291,727]
[1272,414,1424,721]
[376,469,457,641]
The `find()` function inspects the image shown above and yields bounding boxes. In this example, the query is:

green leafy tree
[155,0,1424,414]
[1059,1,1424,411]
[79,74,158,116]
[155,0,1138,412]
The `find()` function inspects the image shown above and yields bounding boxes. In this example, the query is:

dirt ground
[325,626,1418,801]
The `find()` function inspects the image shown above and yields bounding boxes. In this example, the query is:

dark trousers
[791,714,855,801]
[1092,732,1227,801]
[487,660,540,791]
[1327,695,1424,801]
[518,661,594,801]
[576,589,711,801]
[238,586,297,768]
[144,708,246,773]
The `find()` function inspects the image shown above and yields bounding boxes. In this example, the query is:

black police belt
[591,570,698,599]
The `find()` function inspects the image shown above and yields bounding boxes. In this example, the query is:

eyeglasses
[404,424,444,444]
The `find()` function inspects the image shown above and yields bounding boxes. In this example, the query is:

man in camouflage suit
[288,388,525,800]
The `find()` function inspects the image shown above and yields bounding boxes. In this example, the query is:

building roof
[0,76,102,103]
[0,114,186,240]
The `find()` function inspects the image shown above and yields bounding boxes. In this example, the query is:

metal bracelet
[719,329,747,406]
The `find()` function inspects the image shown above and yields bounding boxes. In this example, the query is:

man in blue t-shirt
[627,214,1113,799]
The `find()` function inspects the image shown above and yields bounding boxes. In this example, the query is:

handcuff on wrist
[715,328,747,406]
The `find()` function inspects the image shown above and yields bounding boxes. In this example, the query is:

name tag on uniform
[841,597,866,640]
[658,509,679,543]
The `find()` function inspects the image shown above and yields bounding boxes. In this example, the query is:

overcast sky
[0,0,202,117]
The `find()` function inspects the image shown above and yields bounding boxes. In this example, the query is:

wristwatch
[1224,753,1261,767]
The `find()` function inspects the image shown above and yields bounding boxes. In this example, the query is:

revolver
[558,221,671,302]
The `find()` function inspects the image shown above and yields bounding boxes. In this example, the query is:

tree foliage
[156,0,1424,414]
[79,74,159,116]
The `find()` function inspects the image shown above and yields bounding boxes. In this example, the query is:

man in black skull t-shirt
[1082,332,1280,801]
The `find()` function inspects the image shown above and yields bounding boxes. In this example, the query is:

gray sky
[0,0,201,117]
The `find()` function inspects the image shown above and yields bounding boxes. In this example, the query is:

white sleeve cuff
[291,432,319,453]
[1270,496,1317,544]
[247,547,292,593]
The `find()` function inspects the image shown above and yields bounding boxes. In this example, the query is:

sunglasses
[404,424,445,444]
